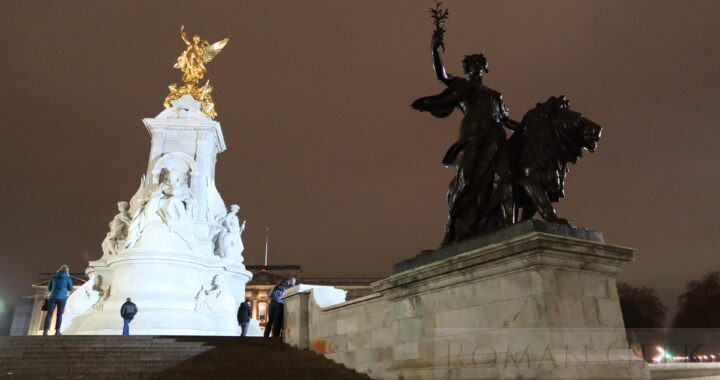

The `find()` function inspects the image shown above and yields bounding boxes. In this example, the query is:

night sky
[1,1,719,325]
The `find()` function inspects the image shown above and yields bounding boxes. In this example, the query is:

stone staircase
[0,336,370,379]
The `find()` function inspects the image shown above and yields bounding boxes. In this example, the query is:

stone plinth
[392,219,604,273]
[283,223,651,379]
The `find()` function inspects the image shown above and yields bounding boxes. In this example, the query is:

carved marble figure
[195,275,234,313]
[66,274,102,314]
[124,167,196,249]
[214,204,245,259]
[157,168,195,242]
[101,202,131,256]
[125,183,166,248]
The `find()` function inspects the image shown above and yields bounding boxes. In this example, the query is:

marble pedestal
[283,221,651,379]
[62,95,252,335]
[63,250,249,335]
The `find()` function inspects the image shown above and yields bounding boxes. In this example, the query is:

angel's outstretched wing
[180,25,191,46]
[202,38,229,64]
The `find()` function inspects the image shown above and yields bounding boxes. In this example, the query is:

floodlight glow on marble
[61,95,253,335]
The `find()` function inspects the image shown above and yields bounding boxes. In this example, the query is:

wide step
[0,336,370,379]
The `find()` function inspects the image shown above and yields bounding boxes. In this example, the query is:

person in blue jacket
[43,265,74,336]
[263,280,287,338]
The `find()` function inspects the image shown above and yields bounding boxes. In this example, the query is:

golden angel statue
[175,25,228,84]
[165,25,229,119]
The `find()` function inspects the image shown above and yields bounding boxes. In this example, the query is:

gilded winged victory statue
[164,25,229,119]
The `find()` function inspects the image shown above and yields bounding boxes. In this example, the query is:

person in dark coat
[237,298,252,337]
[120,298,138,335]
[43,265,74,336]
[263,281,287,338]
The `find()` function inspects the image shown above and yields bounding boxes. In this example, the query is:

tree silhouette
[673,271,720,328]
[617,282,666,328]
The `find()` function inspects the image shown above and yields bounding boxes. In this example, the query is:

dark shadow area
[1,335,370,379]
[148,336,370,380]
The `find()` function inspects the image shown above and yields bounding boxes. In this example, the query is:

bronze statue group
[412,1,602,246]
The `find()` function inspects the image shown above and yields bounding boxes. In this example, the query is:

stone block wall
[284,290,395,377]
[284,231,652,379]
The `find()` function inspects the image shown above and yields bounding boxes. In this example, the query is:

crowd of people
[42,264,296,338]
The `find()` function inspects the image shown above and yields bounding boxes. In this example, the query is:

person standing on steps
[43,265,74,336]
[120,298,138,335]
[237,298,252,337]
[263,280,287,338]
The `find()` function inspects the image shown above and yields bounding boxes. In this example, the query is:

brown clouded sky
[0,0,719,323]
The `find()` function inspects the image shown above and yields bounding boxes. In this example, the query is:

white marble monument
[62,94,253,335]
